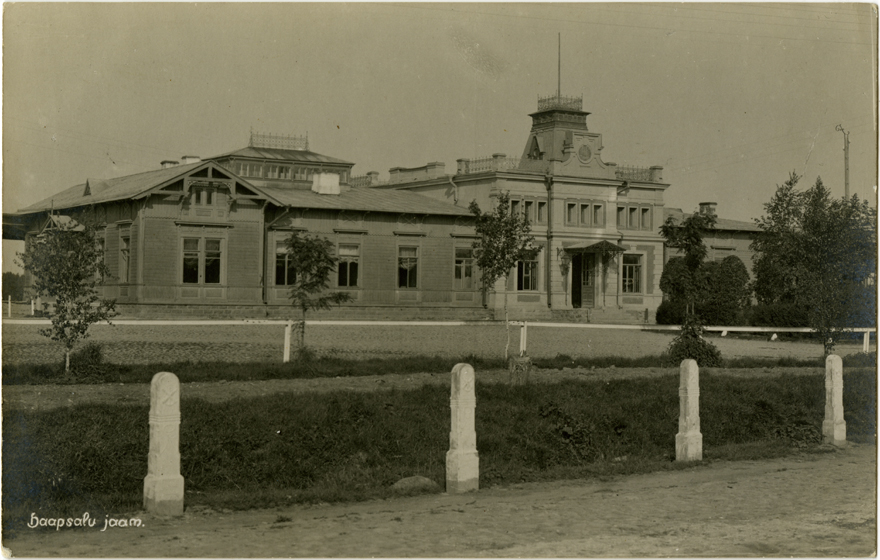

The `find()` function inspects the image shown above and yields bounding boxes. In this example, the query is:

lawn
[3,367,875,537]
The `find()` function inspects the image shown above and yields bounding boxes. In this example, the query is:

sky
[3,2,877,273]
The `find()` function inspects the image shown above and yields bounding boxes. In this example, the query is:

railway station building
[4,98,753,322]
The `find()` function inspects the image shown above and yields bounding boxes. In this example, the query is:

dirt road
[5,443,875,557]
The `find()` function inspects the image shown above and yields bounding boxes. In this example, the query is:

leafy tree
[469,192,535,360]
[16,214,116,373]
[2,272,26,301]
[659,211,717,314]
[697,256,751,326]
[751,172,877,355]
[282,231,352,351]
[659,209,722,362]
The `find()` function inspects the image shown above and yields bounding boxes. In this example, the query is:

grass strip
[3,351,875,385]
[3,368,875,537]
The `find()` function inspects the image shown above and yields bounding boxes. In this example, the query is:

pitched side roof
[259,185,472,216]
[15,162,205,214]
[663,208,760,233]
[208,146,353,166]
[13,161,285,215]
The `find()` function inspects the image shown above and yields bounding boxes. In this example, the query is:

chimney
[180,155,201,165]
[366,171,380,185]
[161,160,179,169]
[698,202,717,216]
[311,172,341,195]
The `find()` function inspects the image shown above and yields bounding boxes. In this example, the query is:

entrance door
[581,254,595,308]
[571,254,582,308]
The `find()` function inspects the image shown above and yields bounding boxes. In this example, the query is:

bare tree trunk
[503,281,510,361]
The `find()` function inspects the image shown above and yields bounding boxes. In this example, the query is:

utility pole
[835,124,850,198]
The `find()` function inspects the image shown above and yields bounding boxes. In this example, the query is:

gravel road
[2,322,868,365]
[6,444,875,557]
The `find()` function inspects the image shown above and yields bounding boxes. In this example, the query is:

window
[338,244,359,287]
[191,186,216,206]
[275,242,296,286]
[622,254,642,293]
[183,237,223,285]
[454,247,474,290]
[96,237,105,279]
[567,203,577,224]
[398,247,418,288]
[524,201,534,223]
[641,207,651,229]
[517,258,538,291]
[537,201,547,223]
[617,206,626,227]
[580,204,591,226]
[182,238,199,284]
[593,204,604,226]
[511,200,520,217]
[629,207,638,228]
[120,236,131,283]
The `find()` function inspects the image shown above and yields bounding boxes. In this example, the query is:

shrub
[751,302,810,327]
[655,300,686,325]
[662,315,722,367]
[66,343,117,383]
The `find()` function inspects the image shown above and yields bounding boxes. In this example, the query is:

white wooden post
[283,320,292,363]
[520,322,528,356]
[30,299,34,316]
[7,296,11,318]
[863,332,870,353]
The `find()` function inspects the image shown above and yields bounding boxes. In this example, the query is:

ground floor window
[338,244,359,287]
[183,237,223,284]
[398,247,418,288]
[119,235,131,283]
[517,259,538,291]
[622,254,642,293]
[275,242,296,286]
[454,247,474,290]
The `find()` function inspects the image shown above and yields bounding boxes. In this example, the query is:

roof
[259,185,472,216]
[14,162,206,214]
[563,240,627,253]
[207,146,353,166]
[663,208,760,233]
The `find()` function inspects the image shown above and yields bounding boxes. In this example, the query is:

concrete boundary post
[144,372,184,516]
[675,359,702,461]
[446,363,479,493]
[822,354,846,446]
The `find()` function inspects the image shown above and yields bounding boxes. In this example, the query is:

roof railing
[537,94,583,112]
[249,129,309,151]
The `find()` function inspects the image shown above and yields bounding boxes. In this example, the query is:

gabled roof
[259,185,472,216]
[207,146,353,166]
[13,161,276,215]
[663,208,760,233]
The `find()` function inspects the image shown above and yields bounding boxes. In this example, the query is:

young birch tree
[16,214,116,373]
[469,192,535,360]
[283,231,353,352]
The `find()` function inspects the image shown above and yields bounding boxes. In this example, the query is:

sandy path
[3,322,870,364]
[6,444,875,557]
